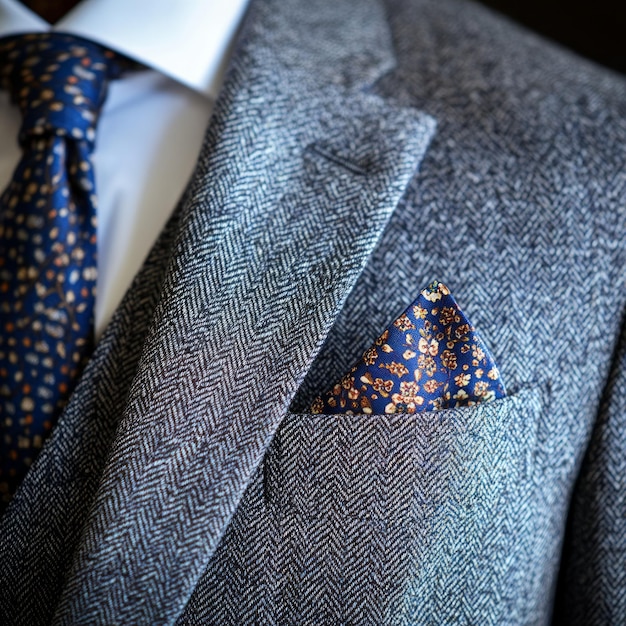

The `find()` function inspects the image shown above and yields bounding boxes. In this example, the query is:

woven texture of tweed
[0,0,624,624]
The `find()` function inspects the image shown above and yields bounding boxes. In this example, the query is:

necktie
[312,281,506,414]
[0,33,126,505]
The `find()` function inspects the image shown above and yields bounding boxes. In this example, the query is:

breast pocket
[261,386,544,625]
[188,387,545,625]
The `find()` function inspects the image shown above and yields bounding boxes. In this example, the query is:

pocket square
[311,281,506,414]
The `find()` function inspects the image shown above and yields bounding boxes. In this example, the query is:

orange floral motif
[423,379,441,394]
[313,280,506,415]
[453,389,469,402]
[472,345,485,361]
[360,372,374,385]
[417,354,437,377]
[372,377,394,396]
[360,396,373,414]
[488,367,499,380]
[341,374,354,390]
[390,381,424,413]
[311,397,324,414]
[418,337,439,356]
[394,313,415,331]
[454,373,471,387]
[380,361,409,377]
[473,381,490,397]
[455,323,471,338]
[422,283,448,302]
[362,347,378,365]
[441,349,458,370]
[439,306,459,326]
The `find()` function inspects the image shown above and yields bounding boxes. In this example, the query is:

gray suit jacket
[1,0,625,623]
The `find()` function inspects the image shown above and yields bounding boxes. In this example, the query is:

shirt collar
[0,0,250,98]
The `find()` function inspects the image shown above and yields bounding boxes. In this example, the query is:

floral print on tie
[0,33,128,506]
[312,281,506,414]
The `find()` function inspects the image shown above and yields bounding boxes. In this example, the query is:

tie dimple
[0,33,126,508]
[0,32,124,146]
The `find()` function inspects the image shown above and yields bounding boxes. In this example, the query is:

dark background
[21,1,626,76]
[477,0,626,74]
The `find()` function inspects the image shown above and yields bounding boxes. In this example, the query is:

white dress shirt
[0,0,249,337]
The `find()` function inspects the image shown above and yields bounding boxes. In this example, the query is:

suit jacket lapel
[53,0,435,622]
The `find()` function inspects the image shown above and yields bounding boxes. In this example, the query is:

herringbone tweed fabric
[189,0,626,623]
[1,0,625,624]
[0,0,435,623]
[552,320,626,624]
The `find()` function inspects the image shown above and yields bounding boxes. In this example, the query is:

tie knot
[0,32,126,148]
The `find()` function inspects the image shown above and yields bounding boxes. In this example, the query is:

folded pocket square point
[311,280,506,415]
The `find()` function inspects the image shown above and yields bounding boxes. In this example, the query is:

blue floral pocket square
[312,281,506,414]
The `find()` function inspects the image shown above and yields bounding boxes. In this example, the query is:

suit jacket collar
[44,0,435,621]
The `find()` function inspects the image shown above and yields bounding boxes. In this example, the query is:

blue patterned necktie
[312,281,506,414]
[0,33,126,505]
